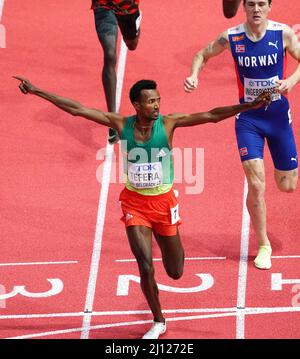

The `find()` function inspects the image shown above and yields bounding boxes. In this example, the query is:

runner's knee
[103,48,117,65]
[166,267,183,280]
[139,261,155,279]
[165,255,184,280]
[276,171,298,193]
[124,38,138,51]
[223,0,241,18]
[248,179,266,198]
[277,181,297,193]
[223,8,237,18]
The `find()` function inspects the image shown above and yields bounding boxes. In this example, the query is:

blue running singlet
[228,21,298,170]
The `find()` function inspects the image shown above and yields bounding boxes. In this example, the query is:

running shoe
[254,245,272,270]
[142,321,167,339]
[108,128,119,144]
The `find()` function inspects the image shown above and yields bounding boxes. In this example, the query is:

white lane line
[2,304,300,321]
[6,306,300,339]
[80,38,128,340]
[0,0,5,48]
[272,255,300,259]
[0,0,4,20]
[0,307,238,320]
[0,261,78,267]
[116,256,227,263]
[236,177,250,339]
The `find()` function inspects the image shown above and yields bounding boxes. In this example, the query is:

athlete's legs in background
[116,10,142,50]
[223,0,242,18]
[94,7,119,143]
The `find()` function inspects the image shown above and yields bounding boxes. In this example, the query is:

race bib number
[244,75,281,102]
[170,204,180,225]
[128,162,163,189]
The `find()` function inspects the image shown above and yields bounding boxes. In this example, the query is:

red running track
[0,0,300,339]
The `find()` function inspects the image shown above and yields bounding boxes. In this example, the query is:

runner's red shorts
[119,187,182,236]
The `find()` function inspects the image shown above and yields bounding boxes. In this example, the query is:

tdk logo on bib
[248,78,277,87]
[128,162,163,189]
[134,163,159,172]
[244,75,281,102]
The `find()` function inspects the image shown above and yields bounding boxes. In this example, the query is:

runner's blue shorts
[235,107,298,171]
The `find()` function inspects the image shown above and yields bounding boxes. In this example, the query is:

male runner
[91,0,141,144]
[14,76,270,338]
[223,0,242,18]
[184,0,300,269]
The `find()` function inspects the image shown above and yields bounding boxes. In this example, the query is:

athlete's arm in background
[184,31,230,92]
[166,92,271,128]
[277,26,300,94]
[13,76,125,131]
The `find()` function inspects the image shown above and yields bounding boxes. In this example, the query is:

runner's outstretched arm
[171,92,271,128]
[13,76,124,129]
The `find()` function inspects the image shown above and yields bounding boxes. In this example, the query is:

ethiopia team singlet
[121,115,174,196]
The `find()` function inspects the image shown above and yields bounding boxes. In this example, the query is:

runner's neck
[245,20,268,41]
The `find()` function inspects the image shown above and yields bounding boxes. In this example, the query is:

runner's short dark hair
[243,0,272,5]
[129,80,157,103]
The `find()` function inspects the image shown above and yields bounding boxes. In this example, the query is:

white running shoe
[254,245,272,270]
[142,321,167,339]
[108,128,119,144]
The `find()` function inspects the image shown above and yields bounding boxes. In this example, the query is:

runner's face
[136,89,160,121]
[244,0,271,26]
